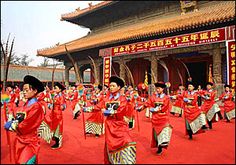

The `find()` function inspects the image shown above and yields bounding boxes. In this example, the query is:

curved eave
[61,1,116,22]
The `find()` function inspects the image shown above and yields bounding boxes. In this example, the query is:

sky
[1,1,102,66]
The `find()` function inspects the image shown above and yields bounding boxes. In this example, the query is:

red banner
[103,56,112,86]
[110,27,226,56]
[227,40,235,90]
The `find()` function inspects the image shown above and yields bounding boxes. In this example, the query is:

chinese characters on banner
[99,27,232,87]
[111,28,226,56]
[227,40,235,90]
[103,56,112,87]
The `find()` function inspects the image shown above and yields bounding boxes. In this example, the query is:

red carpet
[1,105,235,164]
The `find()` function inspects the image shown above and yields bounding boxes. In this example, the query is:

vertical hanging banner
[103,56,112,87]
[226,40,235,90]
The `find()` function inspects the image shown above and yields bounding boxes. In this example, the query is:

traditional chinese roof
[61,1,114,21]
[37,1,235,57]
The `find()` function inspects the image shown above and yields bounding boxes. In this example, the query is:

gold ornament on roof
[180,0,198,15]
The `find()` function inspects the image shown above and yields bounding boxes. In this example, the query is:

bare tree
[1,33,15,90]
[1,49,33,66]
[20,54,33,66]
[10,52,21,65]
[38,57,50,67]
[1,46,4,65]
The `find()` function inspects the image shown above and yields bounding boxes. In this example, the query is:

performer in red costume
[43,86,53,114]
[125,85,136,129]
[217,84,235,122]
[144,81,173,155]
[137,82,148,98]
[37,86,55,146]
[83,76,136,164]
[5,84,17,121]
[4,75,44,164]
[170,84,185,117]
[39,83,66,149]
[183,82,206,139]
[84,84,104,137]
[137,83,150,118]
[70,86,81,119]
[201,82,221,129]
[37,90,47,115]
[50,82,66,149]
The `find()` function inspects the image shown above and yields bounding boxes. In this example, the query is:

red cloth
[38,91,53,124]
[70,90,79,110]
[93,93,133,152]
[145,93,171,147]
[37,92,47,113]
[125,91,136,118]
[50,93,65,133]
[15,87,21,102]
[37,92,52,120]
[201,90,216,113]
[172,90,184,108]
[183,91,201,123]
[138,89,148,98]
[44,91,52,104]
[137,83,149,98]
[146,93,170,134]
[6,91,17,115]
[14,98,44,164]
[87,92,104,124]
[219,92,235,112]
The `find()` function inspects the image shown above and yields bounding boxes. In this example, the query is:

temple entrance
[126,58,150,86]
[186,62,207,88]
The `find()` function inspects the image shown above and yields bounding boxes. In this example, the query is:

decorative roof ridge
[61,1,113,21]
[37,43,63,53]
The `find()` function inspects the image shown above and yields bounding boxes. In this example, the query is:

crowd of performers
[1,74,235,164]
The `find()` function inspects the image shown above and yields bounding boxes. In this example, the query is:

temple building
[37,1,235,95]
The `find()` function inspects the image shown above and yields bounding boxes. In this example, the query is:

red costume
[146,92,172,149]
[219,91,235,121]
[183,90,206,135]
[70,89,79,111]
[70,88,84,119]
[83,76,136,163]
[86,91,136,164]
[38,87,66,148]
[85,90,104,136]
[50,92,66,145]
[137,83,148,99]
[125,90,136,129]
[201,89,220,123]
[13,98,44,164]
[4,75,45,164]
[37,92,47,114]
[170,89,184,116]
[6,90,17,120]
